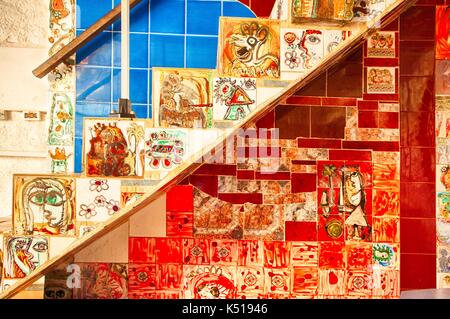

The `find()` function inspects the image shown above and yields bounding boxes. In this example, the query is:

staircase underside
[0,0,416,299]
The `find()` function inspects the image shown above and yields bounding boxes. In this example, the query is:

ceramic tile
[263,268,290,295]
[183,238,210,265]
[291,242,318,267]
[317,269,346,296]
[183,265,237,299]
[367,67,396,94]
[243,203,285,240]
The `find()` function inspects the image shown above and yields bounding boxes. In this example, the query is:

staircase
[0,0,415,299]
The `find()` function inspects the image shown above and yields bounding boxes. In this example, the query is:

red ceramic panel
[166,185,194,212]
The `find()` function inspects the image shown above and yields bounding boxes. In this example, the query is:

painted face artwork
[213,78,257,121]
[49,146,72,174]
[48,93,74,146]
[184,266,237,299]
[219,18,280,79]
[3,236,49,279]
[145,129,187,171]
[85,120,146,177]
[153,69,213,129]
[281,28,323,72]
[14,176,75,236]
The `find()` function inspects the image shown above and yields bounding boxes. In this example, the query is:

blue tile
[113,0,150,32]
[223,1,255,18]
[76,0,113,30]
[150,0,185,34]
[133,104,149,118]
[149,104,153,119]
[74,138,83,173]
[75,102,111,138]
[76,31,112,66]
[150,34,184,68]
[113,33,149,68]
[113,69,149,104]
[76,66,112,103]
[187,0,221,35]
[186,36,218,69]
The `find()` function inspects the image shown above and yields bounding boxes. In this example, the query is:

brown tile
[400,112,435,147]
[327,62,363,98]
[310,106,346,139]
[294,72,326,97]
[400,41,435,76]
[400,6,436,41]
[400,76,435,112]
[400,147,435,183]
[275,105,310,139]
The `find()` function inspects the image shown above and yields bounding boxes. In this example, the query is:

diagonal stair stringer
[0,0,416,299]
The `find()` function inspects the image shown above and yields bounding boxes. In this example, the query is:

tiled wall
[74,0,257,172]
[399,1,437,290]
[435,1,450,289]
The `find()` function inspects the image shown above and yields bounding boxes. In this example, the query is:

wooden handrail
[33,0,142,79]
[2,0,416,299]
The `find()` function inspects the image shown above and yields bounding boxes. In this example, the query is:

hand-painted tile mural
[4,0,436,298]
[437,5,450,289]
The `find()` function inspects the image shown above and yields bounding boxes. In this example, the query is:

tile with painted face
[373,243,399,269]
[218,17,280,79]
[281,28,324,73]
[3,236,49,279]
[13,175,76,236]
[83,119,147,177]
[183,265,237,299]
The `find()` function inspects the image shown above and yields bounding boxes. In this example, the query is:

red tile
[342,141,399,152]
[400,76,434,112]
[256,110,275,129]
[329,150,372,161]
[255,171,290,180]
[400,41,435,76]
[155,238,183,264]
[291,160,317,165]
[362,93,399,101]
[189,175,218,197]
[357,100,379,110]
[156,264,183,290]
[298,138,342,149]
[379,112,399,129]
[194,164,237,176]
[286,96,321,105]
[400,182,435,218]
[249,0,276,17]
[321,97,357,106]
[285,221,318,241]
[400,218,436,254]
[364,58,399,67]
[400,147,435,183]
[358,110,379,128]
[318,242,345,268]
[400,6,436,41]
[381,18,399,31]
[237,147,281,158]
[218,193,263,204]
[129,237,156,263]
[237,170,255,180]
[400,112,434,147]
[166,185,193,212]
[311,106,347,139]
[291,173,316,193]
[166,212,193,237]
[400,254,436,290]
